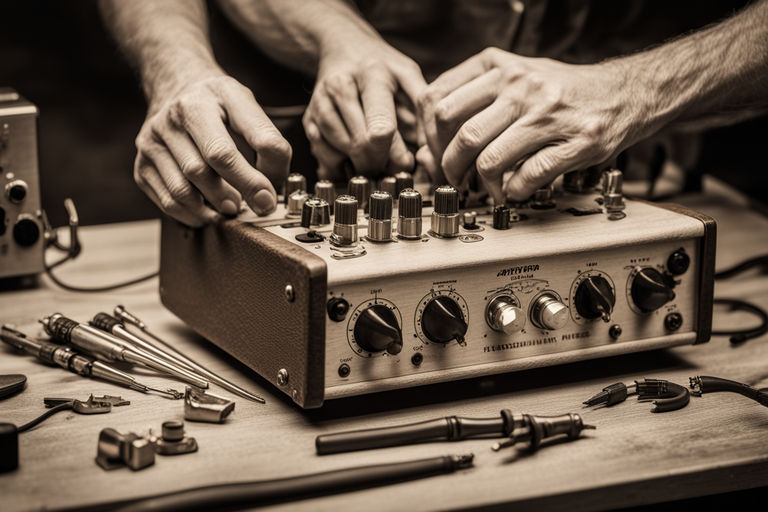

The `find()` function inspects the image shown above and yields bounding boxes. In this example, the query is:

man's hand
[304,41,426,179]
[418,48,640,203]
[135,75,291,226]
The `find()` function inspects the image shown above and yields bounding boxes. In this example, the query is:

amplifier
[160,174,715,408]
[0,88,43,279]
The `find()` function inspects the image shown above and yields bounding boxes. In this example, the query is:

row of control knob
[350,267,678,354]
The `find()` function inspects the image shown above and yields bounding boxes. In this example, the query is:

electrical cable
[714,254,768,280]
[56,454,474,512]
[711,298,768,344]
[16,402,72,433]
[44,256,158,293]
[689,376,768,407]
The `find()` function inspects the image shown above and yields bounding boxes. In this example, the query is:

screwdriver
[40,314,209,389]
[0,325,181,399]
[112,306,266,403]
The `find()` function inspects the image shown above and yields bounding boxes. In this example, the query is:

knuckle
[167,180,196,203]
[324,73,355,97]
[158,194,182,214]
[456,123,483,150]
[366,119,395,143]
[179,159,207,179]
[417,88,441,113]
[203,138,238,167]
[476,149,502,177]
[433,100,454,125]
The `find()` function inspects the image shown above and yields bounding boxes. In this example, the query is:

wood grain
[1,178,767,511]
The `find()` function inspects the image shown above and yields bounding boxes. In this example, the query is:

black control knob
[631,267,676,313]
[5,180,28,203]
[12,217,40,247]
[354,305,402,355]
[574,276,615,322]
[421,296,468,344]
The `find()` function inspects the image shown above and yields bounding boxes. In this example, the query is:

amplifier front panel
[323,238,700,395]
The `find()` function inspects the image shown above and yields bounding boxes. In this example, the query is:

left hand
[418,48,645,203]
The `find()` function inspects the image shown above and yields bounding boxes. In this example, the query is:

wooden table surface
[1,179,767,511]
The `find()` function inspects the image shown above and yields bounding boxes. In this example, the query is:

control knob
[421,296,468,343]
[354,305,402,355]
[631,267,676,313]
[574,276,615,322]
[530,293,569,330]
[284,173,306,205]
[486,296,525,334]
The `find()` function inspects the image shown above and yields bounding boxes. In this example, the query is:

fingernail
[220,199,239,216]
[252,189,276,215]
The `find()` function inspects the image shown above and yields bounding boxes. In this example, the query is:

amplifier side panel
[160,217,327,408]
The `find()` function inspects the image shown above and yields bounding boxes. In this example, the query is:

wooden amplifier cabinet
[160,192,715,408]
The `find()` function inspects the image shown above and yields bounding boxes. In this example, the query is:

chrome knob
[431,185,460,238]
[331,195,358,246]
[284,173,306,205]
[367,191,393,242]
[314,180,336,214]
[530,293,569,330]
[486,296,525,334]
[287,190,309,217]
[348,176,371,213]
[301,198,331,228]
[397,188,422,240]
[394,172,414,198]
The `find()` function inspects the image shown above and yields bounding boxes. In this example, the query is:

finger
[440,97,517,186]
[172,100,278,215]
[386,131,415,174]
[396,103,419,147]
[359,68,398,168]
[135,153,215,227]
[307,90,352,151]
[504,142,585,201]
[391,61,427,104]
[415,145,444,185]
[219,84,292,188]
[306,119,347,174]
[418,49,496,156]
[323,74,377,171]
[160,125,241,216]
[433,69,502,156]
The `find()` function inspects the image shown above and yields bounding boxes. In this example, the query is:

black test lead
[584,378,690,412]
[490,413,595,452]
[0,325,181,399]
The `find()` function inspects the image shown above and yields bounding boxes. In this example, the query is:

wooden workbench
[1,179,767,511]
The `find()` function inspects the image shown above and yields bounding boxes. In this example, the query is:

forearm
[217,0,385,74]
[99,0,224,105]
[614,0,768,136]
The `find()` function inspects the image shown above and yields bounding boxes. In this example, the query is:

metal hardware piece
[184,387,235,423]
[95,428,155,471]
[151,420,198,456]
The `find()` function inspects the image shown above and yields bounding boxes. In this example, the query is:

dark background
[1,0,766,228]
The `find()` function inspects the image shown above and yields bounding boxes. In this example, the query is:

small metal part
[284,284,295,302]
[664,312,683,331]
[367,191,393,242]
[338,364,351,378]
[397,188,422,240]
[430,185,460,238]
[314,180,336,214]
[461,211,482,231]
[287,190,309,217]
[486,296,525,334]
[184,387,235,423]
[95,428,155,471]
[284,173,306,205]
[530,184,555,209]
[394,172,414,198]
[379,176,397,197]
[331,195,359,246]
[529,294,569,330]
[609,324,622,339]
[348,176,371,212]
[602,169,626,220]
[277,369,289,386]
[152,420,198,456]
[492,205,510,230]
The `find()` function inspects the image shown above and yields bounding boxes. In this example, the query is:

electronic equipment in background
[0,88,43,279]
[160,171,715,408]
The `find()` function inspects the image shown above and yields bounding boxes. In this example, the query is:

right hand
[134,75,292,226]
[302,38,426,180]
